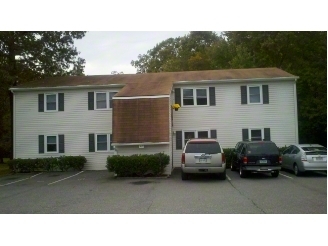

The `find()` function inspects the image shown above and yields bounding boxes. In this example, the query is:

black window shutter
[58,93,64,111]
[176,131,182,150]
[210,129,217,139]
[242,129,249,141]
[39,135,44,153]
[88,92,94,110]
[264,128,271,141]
[110,134,114,150]
[38,94,44,112]
[262,85,269,104]
[59,135,65,153]
[209,87,216,106]
[89,134,95,152]
[241,86,247,104]
[175,88,181,105]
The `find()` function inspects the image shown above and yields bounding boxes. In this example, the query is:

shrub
[223,148,234,168]
[8,156,87,173]
[106,152,170,177]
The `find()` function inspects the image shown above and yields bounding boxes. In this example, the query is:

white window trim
[182,130,210,146]
[95,92,109,110]
[95,133,113,152]
[181,87,209,107]
[45,135,59,153]
[247,85,263,104]
[44,93,58,112]
[94,91,118,110]
[248,128,264,141]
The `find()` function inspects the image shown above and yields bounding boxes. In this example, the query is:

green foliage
[222,148,234,168]
[7,156,86,173]
[106,153,170,177]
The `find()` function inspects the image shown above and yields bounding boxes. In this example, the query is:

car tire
[239,165,247,178]
[271,170,279,177]
[218,170,226,180]
[181,170,188,180]
[231,162,236,171]
[293,164,302,176]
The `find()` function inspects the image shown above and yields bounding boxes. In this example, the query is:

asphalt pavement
[0,168,326,214]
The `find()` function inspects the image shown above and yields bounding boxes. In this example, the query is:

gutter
[9,84,125,92]
[173,76,299,85]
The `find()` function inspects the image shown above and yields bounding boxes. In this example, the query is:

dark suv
[230,141,282,178]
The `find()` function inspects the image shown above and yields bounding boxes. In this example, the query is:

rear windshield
[185,142,221,154]
[301,146,327,151]
[246,143,279,155]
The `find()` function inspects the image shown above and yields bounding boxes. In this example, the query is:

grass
[0,158,11,177]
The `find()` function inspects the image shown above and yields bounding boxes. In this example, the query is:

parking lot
[0,168,326,214]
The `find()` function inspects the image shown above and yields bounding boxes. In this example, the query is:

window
[247,85,262,104]
[291,146,300,154]
[96,92,107,109]
[45,94,57,111]
[182,88,208,106]
[95,92,118,110]
[184,131,195,145]
[250,129,262,141]
[95,134,113,152]
[183,130,209,145]
[46,135,58,153]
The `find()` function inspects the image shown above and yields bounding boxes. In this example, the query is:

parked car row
[180,138,327,180]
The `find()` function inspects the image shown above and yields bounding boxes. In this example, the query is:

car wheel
[218,170,226,180]
[271,170,279,177]
[231,162,236,171]
[293,164,302,176]
[239,165,246,178]
[181,170,188,180]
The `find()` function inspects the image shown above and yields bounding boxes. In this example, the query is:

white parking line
[0,172,43,187]
[226,175,231,181]
[48,171,84,185]
[280,173,293,179]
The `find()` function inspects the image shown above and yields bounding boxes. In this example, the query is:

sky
[74,31,191,75]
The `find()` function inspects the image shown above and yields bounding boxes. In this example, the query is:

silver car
[281,144,327,176]
[181,138,226,180]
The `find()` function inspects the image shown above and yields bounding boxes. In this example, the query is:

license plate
[259,160,267,164]
[199,158,207,163]
[315,157,323,161]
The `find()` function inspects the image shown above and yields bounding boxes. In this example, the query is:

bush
[8,156,87,173]
[106,152,170,177]
[223,148,234,168]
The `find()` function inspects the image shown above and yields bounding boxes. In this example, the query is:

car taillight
[279,156,282,164]
[181,153,185,164]
[222,153,226,163]
[243,156,248,164]
[301,153,307,161]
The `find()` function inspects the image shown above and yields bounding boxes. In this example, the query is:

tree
[131,32,221,73]
[0,31,86,162]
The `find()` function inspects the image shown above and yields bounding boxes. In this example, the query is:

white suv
[181,138,226,180]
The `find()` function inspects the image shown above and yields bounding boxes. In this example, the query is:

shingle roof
[12,67,297,96]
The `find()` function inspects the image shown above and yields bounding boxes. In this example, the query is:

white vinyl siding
[172,80,298,167]
[14,87,121,170]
